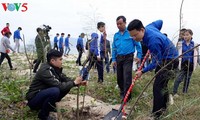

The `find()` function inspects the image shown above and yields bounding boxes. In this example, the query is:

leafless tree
[180,0,185,31]
[78,4,103,35]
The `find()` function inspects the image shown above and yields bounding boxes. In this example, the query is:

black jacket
[26,63,75,100]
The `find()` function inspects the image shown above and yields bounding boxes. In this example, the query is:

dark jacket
[35,34,48,61]
[26,63,75,100]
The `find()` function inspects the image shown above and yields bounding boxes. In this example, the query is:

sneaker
[10,68,17,70]
[169,94,174,105]
[173,94,179,98]
[145,116,155,120]
[98,79,103,83]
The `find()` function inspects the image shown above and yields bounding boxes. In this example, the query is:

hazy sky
[1,0,200,46]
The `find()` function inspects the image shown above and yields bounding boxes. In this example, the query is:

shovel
[103,109,122,120]
[103,50,150,120]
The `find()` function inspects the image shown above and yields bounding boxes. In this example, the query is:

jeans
[14,39,20,53]
[27,87,69,119]
[173,61,193,94]
[64,46,70,55]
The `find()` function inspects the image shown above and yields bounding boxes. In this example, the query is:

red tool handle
[122,50,150,116]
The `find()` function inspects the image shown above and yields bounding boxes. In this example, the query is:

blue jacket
[54,36,58,43]
[142,20,178,73]
[77,37,84,49]
[182,40,194,63]
[65,37,69,47]
[112,29,142,62]
[59,37,64,48]
[100,35,105,52]
[13,29,22,39]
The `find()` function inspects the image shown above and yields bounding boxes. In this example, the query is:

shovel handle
[122,50,150,116]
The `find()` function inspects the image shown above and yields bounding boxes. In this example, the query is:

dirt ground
[57,94,121,120]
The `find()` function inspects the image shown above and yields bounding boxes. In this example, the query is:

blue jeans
[64,46,70,55]
[173,70,193,94]
[173,61,193,94]
[27,87,68,119]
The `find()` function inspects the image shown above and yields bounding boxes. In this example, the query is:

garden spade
[103,50,150,120]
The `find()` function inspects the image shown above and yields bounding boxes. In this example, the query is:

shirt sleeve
[97,32,101,56]
[112,35,117,62]
[81,38,84,49]
[38,68,75,92]
[4,39,15,52]
[142,39,163,73]
[135,41,142,59]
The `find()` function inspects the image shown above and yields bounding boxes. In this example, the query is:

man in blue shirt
[13,27,22,53]
[112,16,142,102]
[53,33,59,50]
[76,33,85,66]
[64,34,71,56]
[59,33,64,54]
[127,19,179,119]
[96,22,107,83]
[81,33,99,80]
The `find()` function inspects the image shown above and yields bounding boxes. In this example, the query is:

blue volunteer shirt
[182,40,194,63]
[90,33,99,56]
[142,20,178,73]
[54,36,58,43]
[77,37,84,49]
[65,37,69,47]
[100,35,105,52]
[59,37,64,48]
[13,29,22,39]
[112,29,142,62]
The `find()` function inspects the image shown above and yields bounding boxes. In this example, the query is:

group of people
[53,33,71,56]
[2,16,198,120]
[27,16,199,119]
[0,23,23,70]
[78,17,198,119]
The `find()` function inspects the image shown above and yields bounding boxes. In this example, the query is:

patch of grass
[1,54,200,120]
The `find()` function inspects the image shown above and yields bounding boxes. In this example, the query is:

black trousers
[76,45,83,66]
[116,54,133,101]
[153,59,179,118]
[59,47,63,55]
[33,55,45,73]
[53,43,58,50]
[0,52,13,69]
[82,52,103,82]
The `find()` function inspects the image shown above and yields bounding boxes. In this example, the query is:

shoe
[145,116,155,120]
[10,68,17,70]
[169,94,174,105]
[173,94,179,98]
[98,79,103,83]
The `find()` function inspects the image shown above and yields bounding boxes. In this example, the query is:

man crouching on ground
[26,49,87,120]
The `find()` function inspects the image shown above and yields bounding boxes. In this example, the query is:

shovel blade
[103,109,122,120]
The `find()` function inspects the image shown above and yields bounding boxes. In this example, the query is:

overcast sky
[1,0,200,46]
